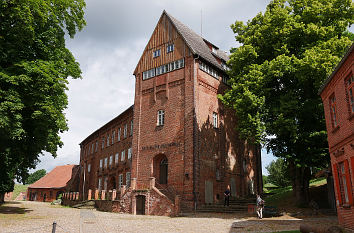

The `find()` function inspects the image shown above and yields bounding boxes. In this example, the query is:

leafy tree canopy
[0,0,86,202]
[25,169,46,184]
[266,158,291,187]
[221,0,353,166]
[220,0,353,204]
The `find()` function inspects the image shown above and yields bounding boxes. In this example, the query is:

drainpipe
[192,54,199,211]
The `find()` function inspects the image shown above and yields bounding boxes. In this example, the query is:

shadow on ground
[0,201,33,214]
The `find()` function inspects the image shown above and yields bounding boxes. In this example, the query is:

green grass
[12,184,29,200]
[264,177,327,208]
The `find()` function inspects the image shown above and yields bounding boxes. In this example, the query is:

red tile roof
[29,165,77,189]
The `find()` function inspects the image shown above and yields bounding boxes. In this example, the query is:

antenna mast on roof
[200,9,203,37]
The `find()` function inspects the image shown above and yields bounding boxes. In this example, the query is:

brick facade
[78,11,262,215]
[319,43,354,231]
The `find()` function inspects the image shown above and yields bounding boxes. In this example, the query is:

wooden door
[136,195,145,215]
[205,180,213,204]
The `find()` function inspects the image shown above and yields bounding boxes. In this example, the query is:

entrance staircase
[72,200,96,209]
[197,197,256,213]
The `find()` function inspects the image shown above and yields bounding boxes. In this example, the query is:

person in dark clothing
[224,185,231,206]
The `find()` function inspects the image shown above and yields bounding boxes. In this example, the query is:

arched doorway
[153,154,168,184]
[160,158,168,184]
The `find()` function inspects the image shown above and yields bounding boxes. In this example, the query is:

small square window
[167,44,174,53]
[88,164,91,173]
[153,49,161,58]
[104,157,108,168]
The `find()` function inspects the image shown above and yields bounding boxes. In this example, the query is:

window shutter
[333,164,342,205]
[344,160,353,205]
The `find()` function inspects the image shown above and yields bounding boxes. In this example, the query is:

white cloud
[34,0,275,174]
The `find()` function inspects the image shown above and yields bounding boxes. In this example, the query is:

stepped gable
[29,165,77,189]
[164,10,229,70]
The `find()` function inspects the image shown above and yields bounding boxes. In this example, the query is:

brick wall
[320,45,354,231]
[27,188,65,202]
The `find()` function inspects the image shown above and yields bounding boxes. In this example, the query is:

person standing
[224,185,231,207]
[256,194,264,219]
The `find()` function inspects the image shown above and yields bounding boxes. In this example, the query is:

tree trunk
[294,166,311,207]
[0,192,5,204]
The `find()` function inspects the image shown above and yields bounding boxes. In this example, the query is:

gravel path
[0,201,339,233]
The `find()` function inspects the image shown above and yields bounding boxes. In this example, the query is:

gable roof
[318,42,354,95]
[164,11,229,70]
[134,11,229,75]
[28,165,77,189]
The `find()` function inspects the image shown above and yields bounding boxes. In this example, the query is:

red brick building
[79,11,262,215]
[27,164,79,202]
[319,43,354,231]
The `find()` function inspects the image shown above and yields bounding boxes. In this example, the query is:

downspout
[193,54,199,211]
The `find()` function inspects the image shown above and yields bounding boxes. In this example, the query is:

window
[329,95,338,128]
[124,124,127,138]
[91,143,94,154]
[99,159,103,169]
[115,153,119,164]
[107,135,110,146]
[118,174,123,188]
[118,128,121,141]
[98,178,102,190]
[167,44,174,53]
[142,59,184,80]
[346,75,354,114]
[130,120,133,136]
[102,137,105,149]
[121,150,125,161]
[109,155,113,166]
[157,110,165,126]
[104,157,108,168]
[199,61,218,79]
[337,162,350,204]
[126,172,131,187]
[153,49,161,58]
[88,164,91,173]
[95,141,98,152]
[213,112,218,128]
[222,75,229,85]
[128,148,132,160]
[112,130,115,144]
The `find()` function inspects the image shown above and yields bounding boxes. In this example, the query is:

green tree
[262,175,268,185]
[220,0,353,205]
[0,0,86,203]
[25,169,46,185]
[266,158,291,187]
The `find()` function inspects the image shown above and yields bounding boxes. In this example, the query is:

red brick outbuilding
[27,164,79,202]
[319,43,354,231]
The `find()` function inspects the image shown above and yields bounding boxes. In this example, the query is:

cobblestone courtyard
[0,201,339,233]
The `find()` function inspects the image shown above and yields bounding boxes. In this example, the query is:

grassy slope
[264,177,327,210]
[12,184,29,200]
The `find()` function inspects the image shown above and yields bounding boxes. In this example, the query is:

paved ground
[0,201,339,233]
